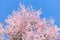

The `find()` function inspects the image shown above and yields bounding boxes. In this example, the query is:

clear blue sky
[0,0,60,27]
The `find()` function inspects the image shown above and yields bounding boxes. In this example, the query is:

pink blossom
[0,23,5,40]
[5,4,60,40]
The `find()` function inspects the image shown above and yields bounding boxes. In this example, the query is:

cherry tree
[4,4,60,40]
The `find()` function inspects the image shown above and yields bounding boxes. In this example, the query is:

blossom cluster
[0,23,5,40]
[0,4,60,40]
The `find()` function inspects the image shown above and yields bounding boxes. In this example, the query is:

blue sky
[0,0,60,27]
